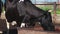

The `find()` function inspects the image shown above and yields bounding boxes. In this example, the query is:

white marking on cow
[48,10,52,12]
[11,21,17,26]
[19,0,24,3]
[6,19,10,29]
[20,23,25,28]
[0,31,3,33]
[38,22,41,24]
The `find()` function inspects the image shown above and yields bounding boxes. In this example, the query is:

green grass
[56,11,60,14]
[37,6,60,14]
[51,11,60,14]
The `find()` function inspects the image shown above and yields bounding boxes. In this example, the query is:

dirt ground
[18,29,60,34]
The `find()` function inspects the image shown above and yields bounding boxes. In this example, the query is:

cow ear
[48,10,52,12]
[46,9,52,12]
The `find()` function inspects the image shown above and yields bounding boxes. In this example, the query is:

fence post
[53,2,57,23]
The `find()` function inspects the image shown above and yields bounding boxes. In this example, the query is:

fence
[34,2,60,24]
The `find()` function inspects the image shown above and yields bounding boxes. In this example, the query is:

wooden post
[57,0,60,9]
[53,2,57,16]
[53,2,57,23]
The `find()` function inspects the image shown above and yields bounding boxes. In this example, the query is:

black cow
[17,0,45,27]
[5,0,55,34]
[17,0,55,31]
[5,0,21,26]
[4,0,20,34]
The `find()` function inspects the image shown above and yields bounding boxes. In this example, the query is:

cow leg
[25,18,36,28]
[16,21,21,27]
[27,21,35,28]
[9,29,18,34]
[2,19,10,34]
[5,19,18,34]
[4,20,18,34]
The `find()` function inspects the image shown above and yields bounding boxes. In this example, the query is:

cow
[4,0,55,34]
[17,0,55,31]
[5,0,21,27]
[4,0,20,34]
